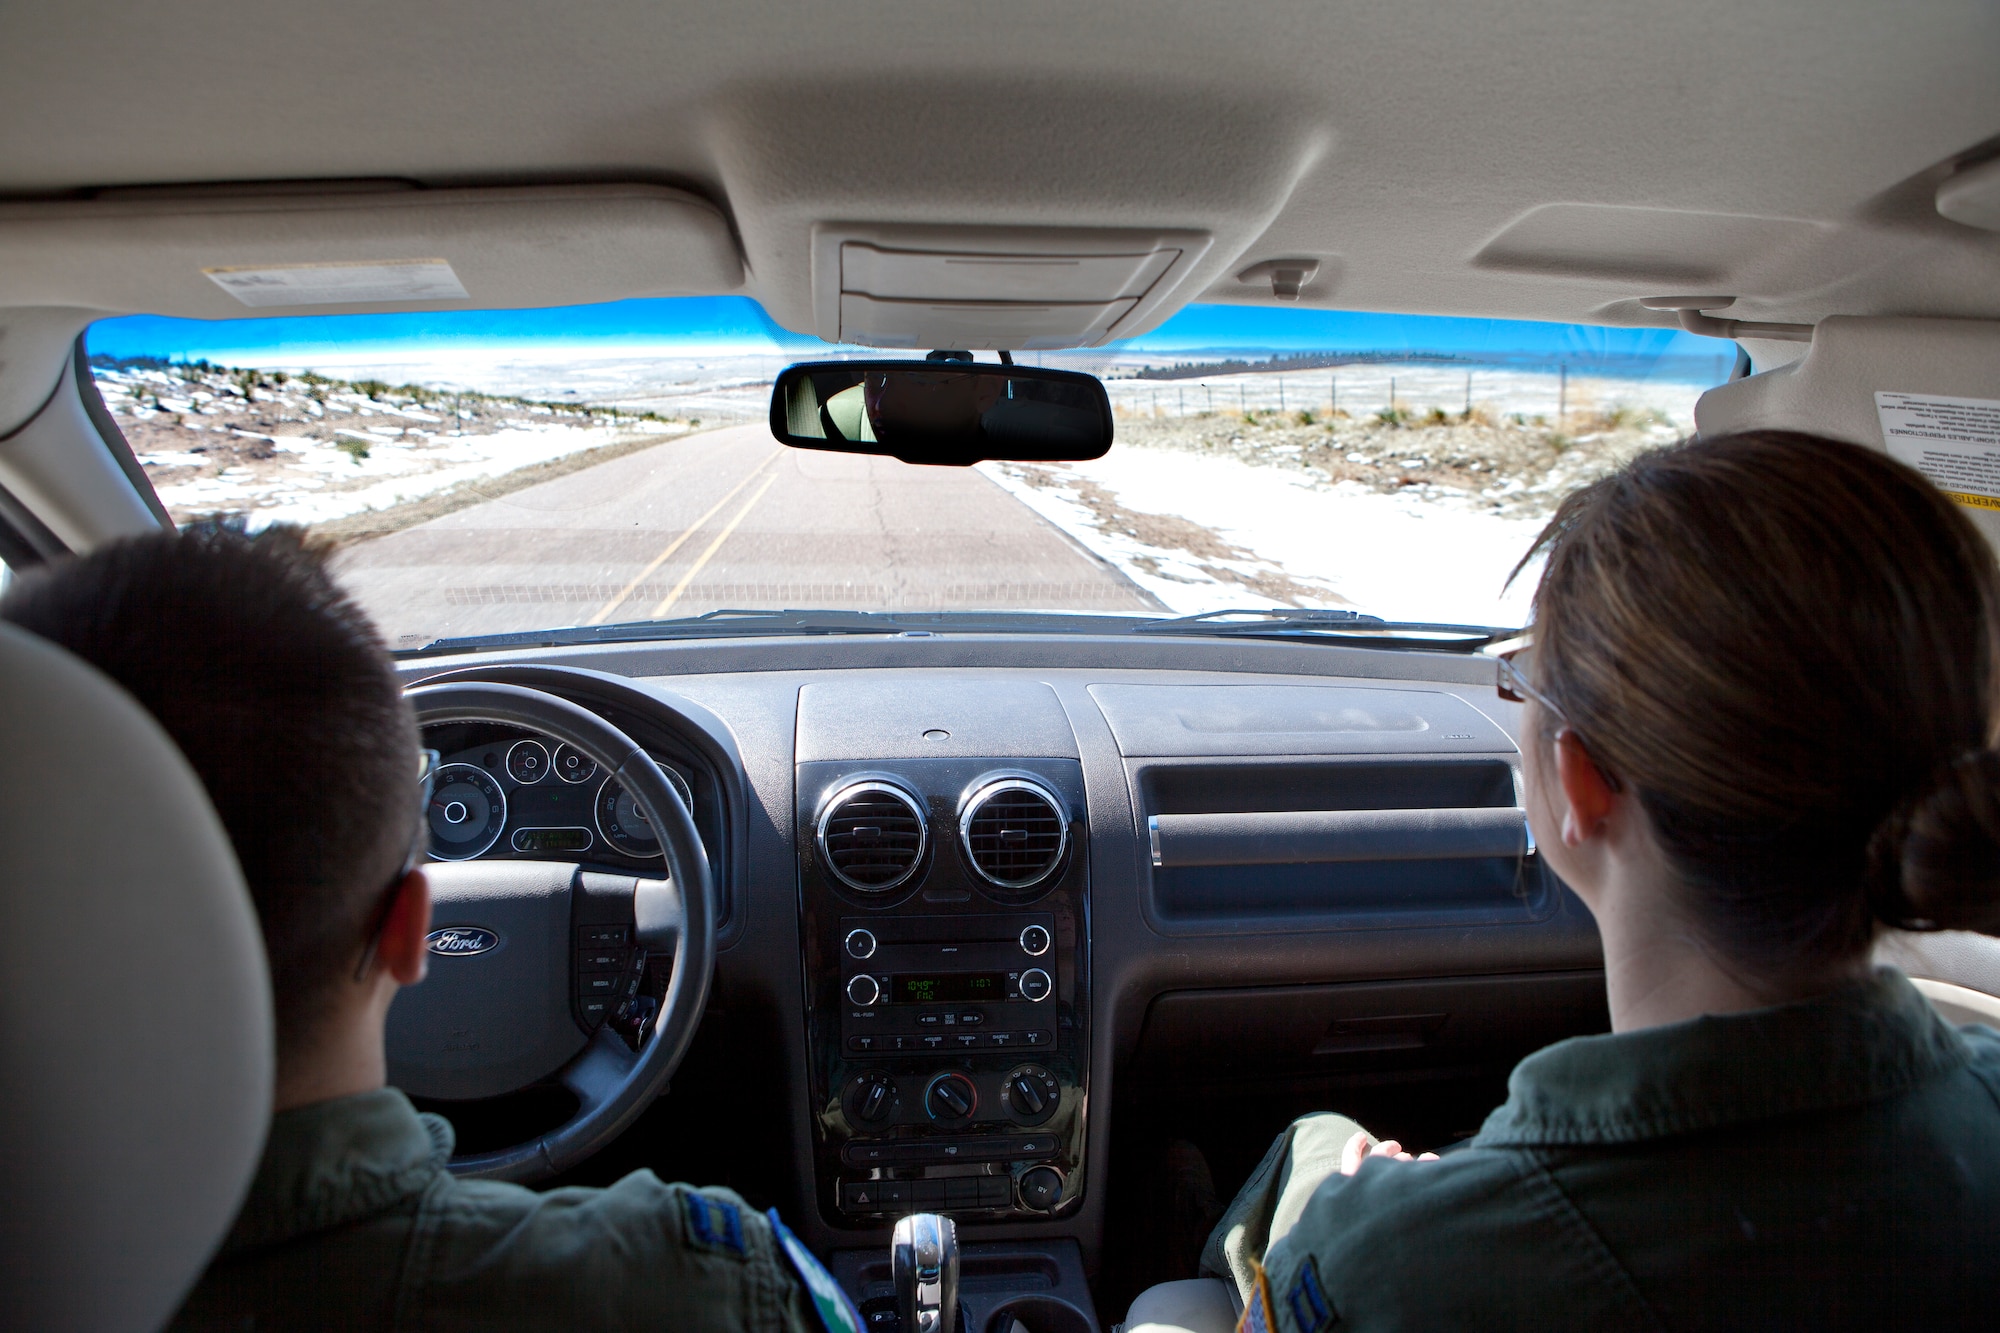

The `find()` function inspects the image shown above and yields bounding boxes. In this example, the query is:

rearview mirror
[769,360,1114,466]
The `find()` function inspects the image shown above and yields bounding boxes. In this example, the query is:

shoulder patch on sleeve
[1284,1256,1335,1333]
[768,1209,864,1333]
[1237,1260,1276,1333]
[684,1192,747,1257]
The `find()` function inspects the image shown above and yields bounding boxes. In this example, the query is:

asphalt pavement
[334,424,1158,646]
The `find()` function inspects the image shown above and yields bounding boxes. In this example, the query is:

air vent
[960,778,1069,890]
[817,782,928,893]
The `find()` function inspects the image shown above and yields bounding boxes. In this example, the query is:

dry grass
[1109,403,1682,519]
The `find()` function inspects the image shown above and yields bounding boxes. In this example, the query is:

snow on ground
[152,421,642,528]
[982,450,1547,625]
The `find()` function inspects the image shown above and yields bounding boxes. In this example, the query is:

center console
[797,752,1090,1227]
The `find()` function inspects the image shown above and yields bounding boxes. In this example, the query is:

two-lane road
[335,424,1157,645]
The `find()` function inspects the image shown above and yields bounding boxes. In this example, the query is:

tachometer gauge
[552,742,598,784]
[594,766,692,858]
[428,763,508,860]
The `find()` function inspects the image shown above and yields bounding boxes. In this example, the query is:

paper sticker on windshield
[1877,392,2000,511]
[203,258,469,308]
[767,1209,863,1333]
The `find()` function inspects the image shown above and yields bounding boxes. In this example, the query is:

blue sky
[87,294,1728,379]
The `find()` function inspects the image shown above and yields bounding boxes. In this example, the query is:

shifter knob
[893,1213,959,1333]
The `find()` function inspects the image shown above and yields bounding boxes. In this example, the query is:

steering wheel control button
[577,996,612,1026]
[1018,1166,1064,1212]
[847,974,883,1007]
[551,743,599,784]
[581,974,619,996]
[578,924,629,946]
[578,946,627,972]
[1017,967,1053,1002]
[925,1072,978,1120]
[426,762,508,860]
[845,928,878,960]
[1019,924,1051,956]
[505,739,550,784]
[1001,1065,1060,1125]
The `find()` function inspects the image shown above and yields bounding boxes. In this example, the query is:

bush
[336,436,371,463]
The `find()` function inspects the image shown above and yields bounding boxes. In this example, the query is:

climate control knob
[925,1072,979,1121]
[1001,1064,1060,1126]
[845,928,877,960]
[1018,967,1052,1002]
[844,1071,899,1125]
[846,974,881,1007]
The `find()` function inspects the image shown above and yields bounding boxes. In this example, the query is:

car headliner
[0,1,1996,342]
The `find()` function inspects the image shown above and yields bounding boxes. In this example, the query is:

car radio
[796,756,1088,1227]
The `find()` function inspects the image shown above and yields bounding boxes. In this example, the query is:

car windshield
[88,297,1734,650]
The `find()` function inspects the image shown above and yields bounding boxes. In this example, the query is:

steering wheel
[384,680,715,1183]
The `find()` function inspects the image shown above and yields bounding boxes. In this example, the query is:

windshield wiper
[398,607,1158,656]
[398,605,1516,658]
[1130,607,1511,649]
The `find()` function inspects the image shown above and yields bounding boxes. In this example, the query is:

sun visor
[813,224,1211,350]
[1696,315,2000,548]
[0,183,743,318]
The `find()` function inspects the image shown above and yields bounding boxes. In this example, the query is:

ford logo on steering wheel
[426,926,500,956]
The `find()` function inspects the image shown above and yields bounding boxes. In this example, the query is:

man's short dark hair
[1,523,418,1050]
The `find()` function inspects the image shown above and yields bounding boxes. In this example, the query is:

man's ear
[376,868,432,987]
[1552,729,1620,848]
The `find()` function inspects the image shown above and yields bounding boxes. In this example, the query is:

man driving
[0,523,846,1333]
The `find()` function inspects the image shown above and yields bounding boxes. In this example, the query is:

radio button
[917,1012,943,1026]
[955,1034,980,1048]
[1018,968,1052,1002]
[1020,924,1051,956]
[987,1032,1014,1047]
[846,974,881,1007]
[957,1011,985,1026]
[848,1035,878,1052]
[844,928,878,960]
[922,1034,945,1049]
[1023,1030,1050,1046]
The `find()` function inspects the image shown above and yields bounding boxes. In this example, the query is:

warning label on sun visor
[1877,391,2000,511]
[203,259,469,308]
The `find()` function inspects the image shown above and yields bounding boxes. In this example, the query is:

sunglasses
[354,748,440,983]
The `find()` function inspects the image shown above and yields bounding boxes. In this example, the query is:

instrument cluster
[423,723,698,868]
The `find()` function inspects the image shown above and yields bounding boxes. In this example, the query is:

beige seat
[1122,1278,1239,1333]
[0,620,273,1331]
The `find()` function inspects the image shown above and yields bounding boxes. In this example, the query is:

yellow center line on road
[647,469,782,619]
[584,448,781,625]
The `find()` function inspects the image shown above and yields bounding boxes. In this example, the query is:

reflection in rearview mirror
[769,360,1114,466]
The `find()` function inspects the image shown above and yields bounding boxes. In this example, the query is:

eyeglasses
[1489,637,1566,719]
[354,748,440,983]
[1487,637,1624,793]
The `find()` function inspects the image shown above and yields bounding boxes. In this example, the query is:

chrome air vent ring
[959,777,1069,892]
[816,780,929,894]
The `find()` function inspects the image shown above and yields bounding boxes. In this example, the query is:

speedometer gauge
[428,763,508,860]
[594,766,692,858]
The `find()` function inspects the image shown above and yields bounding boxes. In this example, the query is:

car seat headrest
[0,620,273,1332]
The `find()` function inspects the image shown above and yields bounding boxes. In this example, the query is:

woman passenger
[1148,430,2000,1331]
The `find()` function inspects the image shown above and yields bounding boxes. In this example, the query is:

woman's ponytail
[1869,749,2000,935]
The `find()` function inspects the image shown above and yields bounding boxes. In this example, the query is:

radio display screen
[890,972,1005,1004]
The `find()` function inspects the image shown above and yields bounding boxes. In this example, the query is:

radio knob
[845,928,878,960]
[1018,924,1051,956]
[925,1072,978,1121]
[1018,967,1052,1002]
[846,974,882,1007]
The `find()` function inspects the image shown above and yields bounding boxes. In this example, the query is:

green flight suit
[171,1088,826,1332]
[1207,967,2000,1331]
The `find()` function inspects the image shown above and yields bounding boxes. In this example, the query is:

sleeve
[1255,1149,1659,1333]
[408,1172,826,1333]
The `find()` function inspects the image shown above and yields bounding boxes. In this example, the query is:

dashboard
[400,638,1606,1273]
[421,721,711,868]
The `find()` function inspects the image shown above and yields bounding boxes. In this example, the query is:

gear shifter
[892,1213,959,1333]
